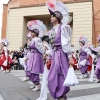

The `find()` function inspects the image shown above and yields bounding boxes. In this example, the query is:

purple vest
[30,41,40,53]
[54,25,62,47]
[79,48,87,56]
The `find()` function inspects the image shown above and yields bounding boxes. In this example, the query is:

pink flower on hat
[79,36,83,40]
[27,20,35,28]
[47,1,55,8]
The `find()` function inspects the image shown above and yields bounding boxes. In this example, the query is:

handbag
[63,67,79,87]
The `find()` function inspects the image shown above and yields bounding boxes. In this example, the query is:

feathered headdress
[27,20,47,37]
[46,0,69,24]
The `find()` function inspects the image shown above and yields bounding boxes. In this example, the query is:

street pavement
[0,70,100,100]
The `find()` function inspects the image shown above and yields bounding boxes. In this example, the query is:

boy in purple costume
[46,1,74,100]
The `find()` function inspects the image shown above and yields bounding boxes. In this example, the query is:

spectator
[12,50,19,59]
[19,47,24,52]
[10,56,19,70]
[19,51,24,58]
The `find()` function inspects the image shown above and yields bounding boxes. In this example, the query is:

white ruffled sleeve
[83,46,92,56]
[35,38,44,55]
[61,25,74,58]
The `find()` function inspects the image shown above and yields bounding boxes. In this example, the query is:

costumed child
[78,36,92,79]
[26,20,46,91]
[0,38,11,73]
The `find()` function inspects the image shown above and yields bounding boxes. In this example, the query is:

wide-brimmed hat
[27,20,47,37]
[46,0,69,24]
[0,38,9,46]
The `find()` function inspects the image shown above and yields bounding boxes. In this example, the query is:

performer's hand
[69,58,74,66]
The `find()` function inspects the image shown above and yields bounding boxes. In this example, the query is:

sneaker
[78,75,84,79]
[30,85,35,89]
[22,77,29,82]
[84,74,90,78]
[2,71,6,73]
[95,80,100,83]
[32,85,41,91]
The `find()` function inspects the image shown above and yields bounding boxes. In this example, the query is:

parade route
[0,70,100,100]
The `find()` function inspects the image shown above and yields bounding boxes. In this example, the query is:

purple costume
[78,48,90,74]
[26,39,44,85]
[48,25,70,99]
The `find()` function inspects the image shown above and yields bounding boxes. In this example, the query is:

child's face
[79,42,83,46]
[31,32,37,38]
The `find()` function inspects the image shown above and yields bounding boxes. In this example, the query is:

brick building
[1,0,100,50]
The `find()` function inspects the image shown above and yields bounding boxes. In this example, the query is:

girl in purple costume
[21,32,32,82]
[46,1,74,100]
[78,36,92,79]
[26,20,46,91]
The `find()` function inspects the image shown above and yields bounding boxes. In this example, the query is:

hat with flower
[0,38,9,46]
[46,0,69,24]
[27,20,47,37]
[79,36,88,45]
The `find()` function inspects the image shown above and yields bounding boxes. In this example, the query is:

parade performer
[36,35,52,100]
[20,32,32,82]
[46,0,74,100]
[26,20,46,91]
[0,38,11,73]
[95,35,100,83]
[78,36,92,79]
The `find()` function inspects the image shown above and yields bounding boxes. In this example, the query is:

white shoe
[32,85,41,91]
[84,74,90,78]
[22,77,29,82]
[2,71,6,73]
[79,75,84,79]
[30,85,35,89]
[95,79,100,83]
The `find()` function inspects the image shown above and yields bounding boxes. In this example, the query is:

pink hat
[46,0,69,24]
[0,38,9,46]
[27,20,46,37]
[79,36,88,44]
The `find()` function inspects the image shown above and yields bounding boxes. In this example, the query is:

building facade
[1,0,100,50]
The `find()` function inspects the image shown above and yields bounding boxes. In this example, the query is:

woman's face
[50,15,58,24]
[31,32,37,38]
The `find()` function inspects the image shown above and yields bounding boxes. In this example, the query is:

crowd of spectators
[9,47,24,70]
